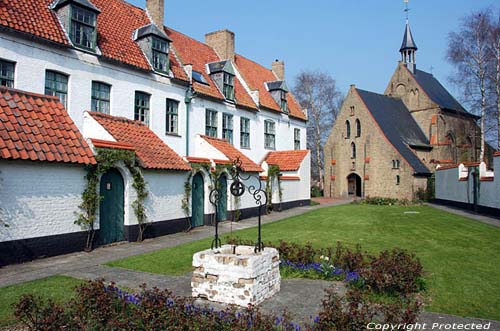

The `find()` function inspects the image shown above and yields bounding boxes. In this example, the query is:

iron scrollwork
[209,157,267,252]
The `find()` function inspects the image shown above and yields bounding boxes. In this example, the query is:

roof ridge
[0,86,61,101]
[88,111,147,127]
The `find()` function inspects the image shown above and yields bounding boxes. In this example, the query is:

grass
[107,204,500,320]
[0,275,84,326]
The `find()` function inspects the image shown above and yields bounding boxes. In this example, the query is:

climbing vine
[181,162,237,230]
[265,165,283,213]
[75,148,149,251]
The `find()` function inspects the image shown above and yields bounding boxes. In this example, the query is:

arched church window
[396,175,401,185]
[355,119,361,137]
[345,120,351,138]
[351,142,356,159]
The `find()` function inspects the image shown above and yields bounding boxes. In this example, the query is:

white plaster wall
[0,160,86,242]
[83,112,116,141]
[478,156,500,209]
[0,34,188,155]
[435,168,472,204]
[142,170,188,223]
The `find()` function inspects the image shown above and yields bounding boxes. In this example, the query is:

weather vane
[404,0,410,20]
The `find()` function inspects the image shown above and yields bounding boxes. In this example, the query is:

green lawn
[0,275,84,326]
[107,204,500,320]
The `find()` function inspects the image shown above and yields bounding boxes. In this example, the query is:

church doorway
[347,173,362,197]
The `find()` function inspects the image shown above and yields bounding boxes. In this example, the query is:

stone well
[191,245,281,306]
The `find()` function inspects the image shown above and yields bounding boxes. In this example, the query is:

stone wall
[192,245,280,306]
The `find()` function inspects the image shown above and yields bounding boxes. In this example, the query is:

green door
[217,175,227,222]
[191,173,204,227]
[99,168,125,245]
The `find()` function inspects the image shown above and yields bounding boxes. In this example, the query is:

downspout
[184,84,196,156]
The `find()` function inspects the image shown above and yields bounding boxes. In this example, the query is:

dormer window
[266,80,289,114]
[134,24,172,75]
[280,90,288,113]
[152,37,169,73]
[223,73,235,101]
[52,0,100,52]
[70,5,97,50]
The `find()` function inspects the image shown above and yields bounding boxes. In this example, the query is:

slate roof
[264,150,309,171]
[355,89,431,175]
[410,69,475,117]
[235,54,306,121]
[0,86,96,165]
[89,112,190,171]
[400,21,417,51]
[200,135,263,172]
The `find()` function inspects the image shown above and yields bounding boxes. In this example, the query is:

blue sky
[128,0,496,97]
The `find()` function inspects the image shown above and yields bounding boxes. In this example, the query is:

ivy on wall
[75,148,149,251]
[265,165,283,213]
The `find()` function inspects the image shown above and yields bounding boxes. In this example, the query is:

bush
[361,249,426,295]
[363,196,421,206]
[311,186,323,197]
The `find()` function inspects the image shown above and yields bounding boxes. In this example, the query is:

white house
[0,0,310,265]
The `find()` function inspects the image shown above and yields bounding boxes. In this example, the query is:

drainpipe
[184,84,196,156]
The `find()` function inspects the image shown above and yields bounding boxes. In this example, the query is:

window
[392,160,401,169]
[0,60,14,87]
[345,120,351,138]
[223,73,235,101]
[240,117,250,149]
[166,99,179,134]
[91,81,110,114]
[152,37,169,73]
[134,92,150,125]
[355,119,361,137]
[350,106,355,116]
[70,5,97,50]
[280,90,288,113]
[264,120,276,149]
[45,71,68,108]
[396,175,401,185]
[351,142,356,159]
[294,128,301,150]
[205,109,218,137]
[222,113,233,144]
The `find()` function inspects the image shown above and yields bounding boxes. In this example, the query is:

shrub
[311,186,323,197]
[361,249,426,295]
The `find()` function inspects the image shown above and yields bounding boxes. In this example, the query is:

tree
[447,10,493,161]
[488,10,500,149]
[293,71,342,191]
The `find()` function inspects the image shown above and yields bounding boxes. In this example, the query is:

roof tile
[264,150,309,171]
[0,86,96,165]
[89,112,190,171]
[201,135,263,172]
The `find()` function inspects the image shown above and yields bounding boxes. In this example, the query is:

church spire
[400,0,417,73]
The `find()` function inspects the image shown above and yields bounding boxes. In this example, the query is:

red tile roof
[234,55,306,121]
[264,150,309,171]
[0,86,96,165]
[89,112,190,171]
[90,138,135,151]
[166,28,257,110]
[0,0,187,81]
[201,135,263,172]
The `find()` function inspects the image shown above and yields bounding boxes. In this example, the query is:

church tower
[400,20,418,73]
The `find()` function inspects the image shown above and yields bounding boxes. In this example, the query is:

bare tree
[488,10,500,149]
[293,71,342,191]
[447,10,492,161]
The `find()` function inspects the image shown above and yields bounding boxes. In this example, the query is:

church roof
[411,69,477,118]
[356,88,431,176]
[400,21,417,51]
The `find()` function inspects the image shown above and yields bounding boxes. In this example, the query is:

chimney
[272,59,285,81]
[146,0,164,28]
[205,30,235,62]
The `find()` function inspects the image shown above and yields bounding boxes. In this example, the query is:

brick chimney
[272,59,285,81]
[205,29,235,62]
[146,0,164,28]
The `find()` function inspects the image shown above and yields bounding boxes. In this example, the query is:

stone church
[324,20,480,200]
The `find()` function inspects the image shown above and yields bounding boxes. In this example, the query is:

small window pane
[70,6,96,50]
[151,37,169,73]
[134,92,150,125]
[91,82,111,114]
[166,99,179,134]
[0,60,14,88]
[45,71,68,108]
[294,128,300,150]
[222,113,233,144]
[264,120,275,149]
[240,117,250,149]
[205,109,218,137]
[223,73,235,101]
